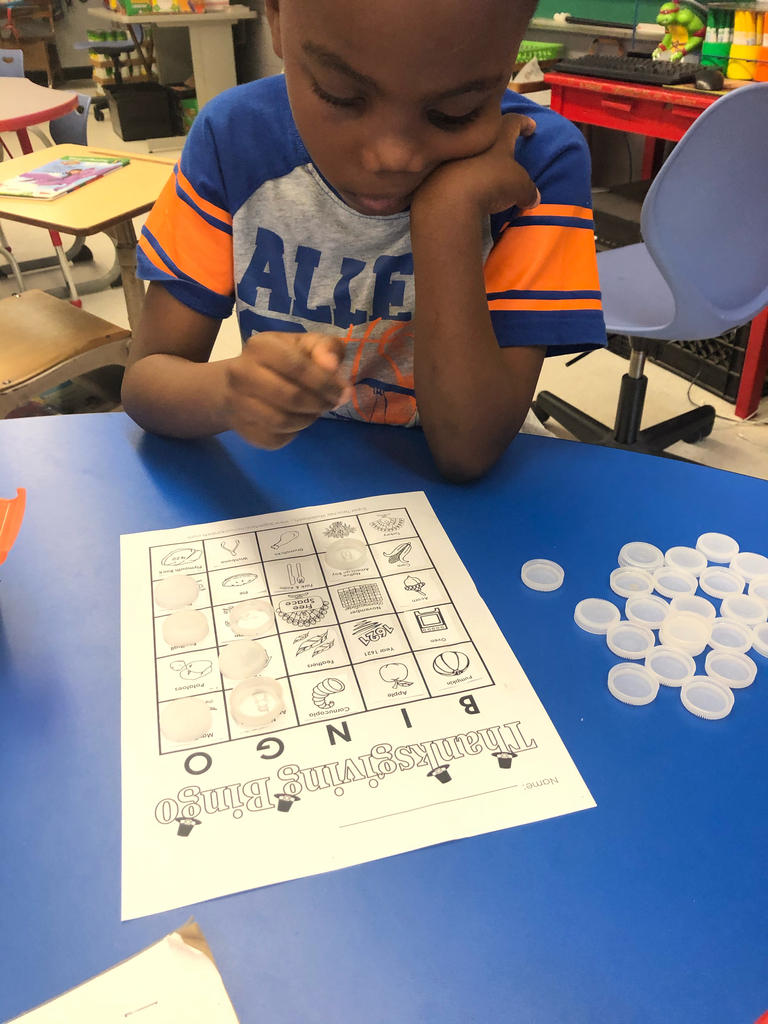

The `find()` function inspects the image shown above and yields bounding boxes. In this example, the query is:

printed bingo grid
[150,508,496,754]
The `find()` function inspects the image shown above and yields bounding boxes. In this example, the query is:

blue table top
[1,413,766,1024]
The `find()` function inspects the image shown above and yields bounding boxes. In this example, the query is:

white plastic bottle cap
[610,567,654,598]
[625,594,671,630]
[720,593,768,628]
[669,594,716,621]
[325,537,368,571]
[751,622,768,658]
[652,566,698,599]
[574,598,620,634]
[664,546,707,577]
[696,532,739,563]
[680,677,734,720]
[705,649,757,689]
[618,542,664,572]
[159,696,212,743]
[708,617,752,654]
[658,612,712,656]
[218,639,267,681]
[607,663,659,706]
[699,566,746,600]
[229,676,285,728]
[162,608,209,647]
[730,551,768,583]
[521,559,564,592]
[229,599,275,638]
[748,575,768,606]
[606,622,655,660]
[154,575,200,610]
[645,645,696,687]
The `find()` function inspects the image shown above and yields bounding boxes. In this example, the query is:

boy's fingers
[228,392,319,448]
[305,334,346,372]
[243,332,346,401]
[230,362,337,416]
[500,113,537,145]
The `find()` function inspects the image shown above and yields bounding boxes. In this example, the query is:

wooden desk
[545,70,768,420]
[0,144,174,330]
[88,5,257,109]
[0,78,77,154]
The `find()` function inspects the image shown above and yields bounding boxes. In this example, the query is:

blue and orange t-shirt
[137,75,606,427]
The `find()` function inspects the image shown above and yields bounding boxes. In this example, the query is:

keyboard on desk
[554,55,699,86]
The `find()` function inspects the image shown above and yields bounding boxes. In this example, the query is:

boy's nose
[361,133,430,177]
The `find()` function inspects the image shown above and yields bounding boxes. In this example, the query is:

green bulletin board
[534,0,662,25]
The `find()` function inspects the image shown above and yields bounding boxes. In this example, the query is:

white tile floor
[2,90,767,479]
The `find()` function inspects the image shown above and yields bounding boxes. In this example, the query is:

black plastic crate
[106,83,176,142]
[606,324,764,403]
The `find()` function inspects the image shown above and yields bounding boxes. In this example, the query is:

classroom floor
[2,87,767,481]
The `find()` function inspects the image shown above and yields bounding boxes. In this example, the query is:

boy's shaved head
[265,0,536,215]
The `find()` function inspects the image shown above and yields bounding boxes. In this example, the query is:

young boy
[122,0,605,481]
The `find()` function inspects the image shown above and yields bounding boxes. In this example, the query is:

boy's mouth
[343,191,412,216]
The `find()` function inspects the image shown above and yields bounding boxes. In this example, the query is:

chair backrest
[49,93,91,147]
[0,50,24,78]
[641,83,768,341]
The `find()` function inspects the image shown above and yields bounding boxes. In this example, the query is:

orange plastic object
[0,488,26,565]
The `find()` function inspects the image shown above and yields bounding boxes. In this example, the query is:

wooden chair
[0,289,130,417]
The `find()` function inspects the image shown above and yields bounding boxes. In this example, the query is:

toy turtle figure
[653,0,707,61]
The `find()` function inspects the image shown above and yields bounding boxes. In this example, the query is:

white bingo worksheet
[121,491,594,920]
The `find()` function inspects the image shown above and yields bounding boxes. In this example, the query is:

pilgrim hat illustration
[275,793,301,813]
[492,750,518,770]
[175,816,202,837]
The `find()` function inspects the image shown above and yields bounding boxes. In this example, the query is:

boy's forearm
[411,202,537,482]
[122,354,233,439]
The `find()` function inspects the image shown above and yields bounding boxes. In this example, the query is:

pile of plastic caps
[521,533,768,720]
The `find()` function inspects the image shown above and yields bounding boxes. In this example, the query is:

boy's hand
[225,332,352,450]
[412,113,540,219]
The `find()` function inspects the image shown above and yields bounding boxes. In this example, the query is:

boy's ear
[264,0,284,61]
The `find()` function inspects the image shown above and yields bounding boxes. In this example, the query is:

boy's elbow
[431,447,499,484]
[121,364,153,431]
[429,425,523,483]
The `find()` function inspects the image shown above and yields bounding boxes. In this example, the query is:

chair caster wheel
[531,401,550,424]
[94,108,104,122]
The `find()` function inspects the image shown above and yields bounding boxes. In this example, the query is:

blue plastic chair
[0,49,24,77]
[49,93,92,146]
[534,82,768,454]
[74,25,143,121]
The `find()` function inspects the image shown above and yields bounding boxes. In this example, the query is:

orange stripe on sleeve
[516,204,594,220]
[176,166,233,227]
[488,297,602,312]
[138,234,176,278]
[144,174,234,296]
[484,224,601,294]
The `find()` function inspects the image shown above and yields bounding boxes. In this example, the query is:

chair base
[92,96,109,122]
[532,385,716,457]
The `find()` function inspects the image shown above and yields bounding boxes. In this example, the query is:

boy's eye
[311,79,364,111]
[427,107,483,131]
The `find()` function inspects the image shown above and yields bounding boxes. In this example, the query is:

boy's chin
[340,190,413,216]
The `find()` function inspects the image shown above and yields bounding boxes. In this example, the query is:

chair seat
[0,290,130,391]
[73,41,136,54]
[597,243,676,338]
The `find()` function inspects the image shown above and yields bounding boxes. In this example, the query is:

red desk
[0,78,77,155]
[544,71,768,419]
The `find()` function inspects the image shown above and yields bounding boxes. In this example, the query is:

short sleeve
[484,97,606,355]
[137,110,235,320]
